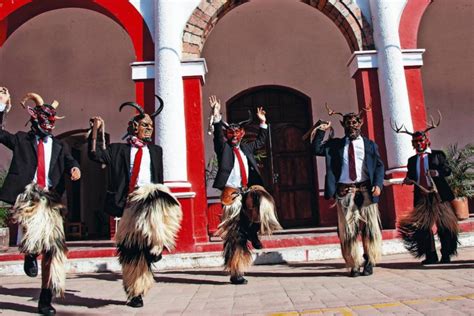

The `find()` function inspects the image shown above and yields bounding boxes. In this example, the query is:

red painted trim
[183,77,209,244]
[399,0,432,49]
[0,0,154,61]
[405,66,427,132]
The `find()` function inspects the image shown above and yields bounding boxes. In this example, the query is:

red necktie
[129,147,143,193]
[348,140,357,181]
[419,154,429,188]
[233,147,248,188]
[37,139,46,188]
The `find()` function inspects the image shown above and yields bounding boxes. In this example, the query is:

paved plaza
[0,248,473,315]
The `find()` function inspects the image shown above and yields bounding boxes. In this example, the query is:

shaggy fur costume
[216,185,282,277]
[115,183,183,301]
[12,183,68,297]
[336,189,382,268]
[398,192,459,258]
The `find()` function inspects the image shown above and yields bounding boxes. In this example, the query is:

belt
[337,181,370,189]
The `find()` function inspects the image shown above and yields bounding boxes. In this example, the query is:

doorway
[227,86,318,228]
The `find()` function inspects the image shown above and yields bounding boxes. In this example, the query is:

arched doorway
[227,86,318,228]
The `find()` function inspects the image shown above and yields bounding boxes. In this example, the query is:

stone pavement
[0,248,473,316]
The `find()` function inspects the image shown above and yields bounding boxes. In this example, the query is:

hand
[89,116,104,130]
[256,107,266,124]
[209,95,221,116]
[371,186,381,197]
[429,170,439,177]
[318,121,332,131]
[0,88,11,111]
[70,167,81,181]
[403,177,414,185]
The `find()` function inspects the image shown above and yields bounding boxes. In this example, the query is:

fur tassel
[246,186,282,235]
[115,183,183,299]
[12,183,68,297]
[398,192,459,258]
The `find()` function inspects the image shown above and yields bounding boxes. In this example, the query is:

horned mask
[21,93,63,137]
[119,95,164,143]
[221,110,253,146]
[391,110,442,154]
[325,103,371,140]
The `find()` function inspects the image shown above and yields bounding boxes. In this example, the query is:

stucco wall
[200,0,358,196]
[0,8,136,170]
[418,0,473,149]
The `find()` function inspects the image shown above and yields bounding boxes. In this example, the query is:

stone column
[369,0,414,173]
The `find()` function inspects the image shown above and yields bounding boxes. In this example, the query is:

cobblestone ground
[0,248,473,315]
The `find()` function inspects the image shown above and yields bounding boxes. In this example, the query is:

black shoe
[24,254,38,277]
[440,256,451,264]
[38,288,56,315]
[349,268,360,277]
[150,253,162,263]
[127,295,144,308]
[421,252,439,265]
[362,254,373,276]
[250,238,263,250]
[230,275,248,285]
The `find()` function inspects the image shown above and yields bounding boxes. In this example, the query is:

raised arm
[209,95,225,157]
[311,121,332,157]
[87,116,112,165]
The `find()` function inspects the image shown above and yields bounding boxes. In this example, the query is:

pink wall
[0,8,136,170]
[200,0,358,198]
[418,0,473,149]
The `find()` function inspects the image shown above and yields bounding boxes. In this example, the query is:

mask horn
[21,93,44,108]
[221,120,230,129]
[50,100,59,109]
[119,101,145,116]
[150,95,164,118]
[238,110,253,126]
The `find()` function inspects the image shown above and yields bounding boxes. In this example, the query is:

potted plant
[0,169,10,251]
[444,143,474,220]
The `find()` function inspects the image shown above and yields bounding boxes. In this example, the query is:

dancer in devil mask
[209,95,281,285]
[0,91,81,315]
[393,112,459,264]
[310,104,384,277]
[88,96,182,308]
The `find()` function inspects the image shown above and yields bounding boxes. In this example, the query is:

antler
[423,110,442,133]
[390,119,414,136]
[325,103,344,118]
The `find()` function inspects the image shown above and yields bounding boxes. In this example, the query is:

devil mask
[222,111,252,147]
[21,93,63,137]
[391,110,441,154]
[120,95,164,143]
[325,103,370,140]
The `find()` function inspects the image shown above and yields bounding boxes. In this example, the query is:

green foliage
[205,154,219,184]
[0,169,9,227]
[444,143,474,198]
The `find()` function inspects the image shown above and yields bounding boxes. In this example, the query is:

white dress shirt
[416,148,433,187]
[130,145,152,187]
[338,136,369,184]
[225,146,249,188]
[33,135,53,188]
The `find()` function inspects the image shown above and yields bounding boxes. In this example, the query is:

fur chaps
[216,185,281,277]
[12,183,68,297]
[115,183,183,301]
[398,192,459,258]
[336,190,382,268]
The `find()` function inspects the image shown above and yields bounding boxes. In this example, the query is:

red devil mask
[391,110,441,154]
[222,111,252,147]
[21,93,63,137]
[325,103,371,140]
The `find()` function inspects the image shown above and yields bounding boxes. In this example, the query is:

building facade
[0,0,472,251]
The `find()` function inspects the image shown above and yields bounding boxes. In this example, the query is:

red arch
[0,0,153,61]
[399,0,433,49]
[0,0,155,109]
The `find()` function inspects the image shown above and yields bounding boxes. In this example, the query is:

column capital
[130,58,208,83]
[347,49,426,77]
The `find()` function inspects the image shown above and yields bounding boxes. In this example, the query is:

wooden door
[227,86,318,228]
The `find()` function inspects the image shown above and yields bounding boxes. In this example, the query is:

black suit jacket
[88,138,163,216]
[212,121,268,190]
[312,129,385,202]
[406,150,454,205]
[0,130,79,204]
